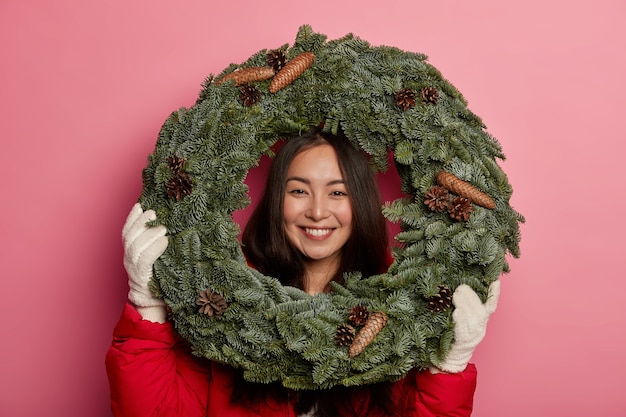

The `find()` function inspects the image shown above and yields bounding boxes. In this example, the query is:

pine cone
[421,86,439,104]
[166,172,193,201]
[335,324,356,346]
[448,196,473,221]
[269,52,315,93]
[216,66,275,86]
[424,186,450,213]
[267,49,287,72]
[436,171,495,209]
[395,88,416,110]
[239,84,260,107]
[167,155,187,174]
[196,289,228,317]
[427,285,453,312]
[348,305,370,326]
[349,311,388,358]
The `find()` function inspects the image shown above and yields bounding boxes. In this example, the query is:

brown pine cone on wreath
[436,171,496,209]
[267,49,287,72]
[424,186,450,213]
[427,285,453,312]
[269,52,315,93]
[239,84,261,107]
[421,86,439,104]
[167,155,187,174]
[166,172,193,201]
[395,88,417,110]
[216,66,275,86]
[349,311,388,358]
[196,289,228,317]
[335,324,356,346]
[448,196,474,221]
[348,304,370,326]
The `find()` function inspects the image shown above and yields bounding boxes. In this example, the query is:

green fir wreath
[139,25,523,390]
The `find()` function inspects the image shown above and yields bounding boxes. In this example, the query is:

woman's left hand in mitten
[432,279,500,373]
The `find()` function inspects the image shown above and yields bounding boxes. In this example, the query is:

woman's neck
[303,254,341,295]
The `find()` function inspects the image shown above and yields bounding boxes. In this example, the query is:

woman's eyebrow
[286,176,309,184]
[286,176,346,186]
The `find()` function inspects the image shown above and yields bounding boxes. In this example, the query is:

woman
[106,128,496,416]
[241,129,389,294]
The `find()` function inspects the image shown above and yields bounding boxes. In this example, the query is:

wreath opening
[139,25,524,390]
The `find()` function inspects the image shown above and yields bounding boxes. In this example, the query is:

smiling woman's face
[282,143,353,284]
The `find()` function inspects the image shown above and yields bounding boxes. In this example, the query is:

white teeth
[305,228,331,237]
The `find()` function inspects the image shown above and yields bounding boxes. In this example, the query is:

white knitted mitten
[122,203,168,323]
[433,280,500,373]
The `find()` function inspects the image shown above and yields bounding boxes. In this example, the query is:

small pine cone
[348,305,370,326]
[216,66,275,86]
[424,186,450,213]
[335,324,356,346]
[421,86,439,104]
[427,286,453,312]
[436,171,495,209]
[166,172,193,201]
[266,49,287,72]
[395,88,417,110]
[167,155,187,174]
[448,196,474,221]
[269,52,315,93]
[196,289,228,317]
[239,84,260,107]
[349,311,388,358]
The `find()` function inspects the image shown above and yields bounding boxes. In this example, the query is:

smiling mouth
[304,227,333,237]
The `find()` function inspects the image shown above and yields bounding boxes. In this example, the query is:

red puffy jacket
[106,302,477,417]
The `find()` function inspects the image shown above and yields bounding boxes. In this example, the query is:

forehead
[287,144,342,176]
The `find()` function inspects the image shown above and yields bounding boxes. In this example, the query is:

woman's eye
[289,189,306,195]
[331,191,348,197]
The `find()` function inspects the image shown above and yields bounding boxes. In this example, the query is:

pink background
[1,0,625,416]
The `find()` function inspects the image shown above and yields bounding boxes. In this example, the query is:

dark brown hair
[237,127,395,416]
[242,127,389,288]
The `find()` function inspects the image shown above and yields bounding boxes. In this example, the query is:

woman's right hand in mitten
[122,203,169,323]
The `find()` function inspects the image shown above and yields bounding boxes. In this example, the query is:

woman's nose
[306,196,329,221]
